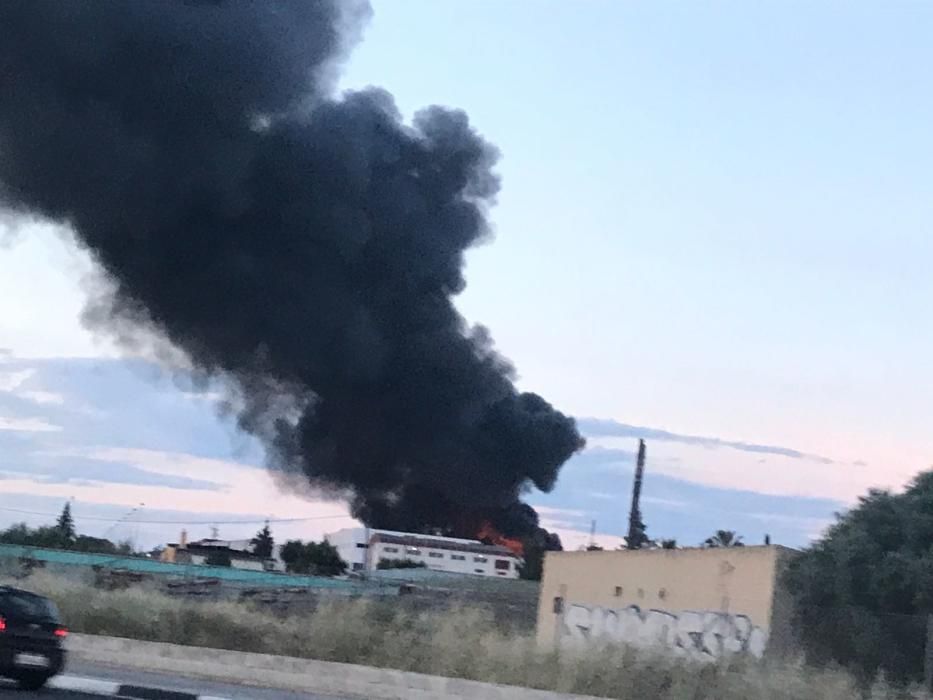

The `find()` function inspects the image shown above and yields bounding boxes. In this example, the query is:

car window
[0,591,60,622]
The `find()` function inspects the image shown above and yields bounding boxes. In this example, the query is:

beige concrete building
[537,545,797,660]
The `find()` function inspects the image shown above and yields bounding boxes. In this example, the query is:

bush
[376,558,426,570]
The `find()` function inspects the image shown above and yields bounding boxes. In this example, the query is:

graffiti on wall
[560,603,768,660]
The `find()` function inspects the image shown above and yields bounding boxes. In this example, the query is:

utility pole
[626,439,647,550]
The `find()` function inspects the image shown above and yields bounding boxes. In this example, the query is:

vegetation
[376,558,426,570]
[703,530,744,548]
[785,471,933,684]
[280,539,346,576]
[0,503,136,556]
[55,503,76,545]
[624,513,650,550]
[659,539,678,550]
[5,571,925,700]
[250,523,274,559]
[518,529,562,581]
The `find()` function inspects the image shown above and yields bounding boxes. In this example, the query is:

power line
[0,506,355,526]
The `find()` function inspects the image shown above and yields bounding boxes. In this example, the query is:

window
[614,586,623,598]
[406,547,421,555]
[428,552,444,558]
[451,554,466,561]
[356,543,369,549]
[0,591,60,622]
[475,569,485,574]
[494,559,510,571]
[659,588,667,600]
[352,562,364,571]
[383,546,399,553]
[474,555,487,563]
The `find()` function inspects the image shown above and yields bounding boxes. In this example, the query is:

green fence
[0,542,363,590]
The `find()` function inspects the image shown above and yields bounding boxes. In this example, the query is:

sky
[1,1,931,551]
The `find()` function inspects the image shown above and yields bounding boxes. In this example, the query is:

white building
[160,533,285,572]
[325,527,521,579]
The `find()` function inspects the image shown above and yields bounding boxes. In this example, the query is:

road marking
[48,673,231,699]
[49,674,121,695]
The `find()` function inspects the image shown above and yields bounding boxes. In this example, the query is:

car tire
[17,673,50,691]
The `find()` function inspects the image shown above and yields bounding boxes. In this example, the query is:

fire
[476,522,524,558]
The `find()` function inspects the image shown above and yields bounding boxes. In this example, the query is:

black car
[0,586,67,690]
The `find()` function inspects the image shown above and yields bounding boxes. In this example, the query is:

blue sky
[1,1,931,550]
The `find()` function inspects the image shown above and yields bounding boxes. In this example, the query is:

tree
[624,517,650,550]
[660,539,678,550]
[0,523,64,548]
[205,549,232,567]
[703,530,744,548]
[250,522,274,559]
[519,529,562,581]
[783,472,933,684]
[56,502,76,546]
[376,558,426,570]
[280,540,347,576]
[280,540,305,572]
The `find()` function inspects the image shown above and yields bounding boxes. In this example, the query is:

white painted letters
[561,603,768,660]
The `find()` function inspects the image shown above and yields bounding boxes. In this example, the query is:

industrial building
[325,527,521,579]
[537,545,796,660]
[160,531,284,572]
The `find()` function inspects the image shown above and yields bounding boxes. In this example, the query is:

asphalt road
[0,660,353,699]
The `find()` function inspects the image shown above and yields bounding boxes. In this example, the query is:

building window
[451,554,466,561]
[494,559,510,571]
[406,547,421,555]
[474,556,487,563]
[383,547,399,554]
[475,569,485,574]
[659,588,667,600]
[428,552,444,559]
[356,543,369,549]
[352,563,364,571]
[614,586,623,597]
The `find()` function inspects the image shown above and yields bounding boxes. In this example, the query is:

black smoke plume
[0,1,584,537]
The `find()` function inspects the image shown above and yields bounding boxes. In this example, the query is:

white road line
[49,674,122,695]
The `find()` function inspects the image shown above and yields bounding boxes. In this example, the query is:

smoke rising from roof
[0,1,584,537]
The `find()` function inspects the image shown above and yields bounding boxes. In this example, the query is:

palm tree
[703,530,744,548]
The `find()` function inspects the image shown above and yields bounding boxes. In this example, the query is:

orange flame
[476,521,524,558]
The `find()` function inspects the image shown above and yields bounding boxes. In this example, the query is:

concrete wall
[326,526,370,572]
[536,546,796,661]
[68,633,607,700]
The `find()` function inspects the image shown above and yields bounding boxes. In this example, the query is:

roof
[369,532,517,558]
[179,544,267,561]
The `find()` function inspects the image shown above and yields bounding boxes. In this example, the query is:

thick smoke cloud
[0,1,584,536]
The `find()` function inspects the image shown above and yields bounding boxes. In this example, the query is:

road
[0,660,353,699]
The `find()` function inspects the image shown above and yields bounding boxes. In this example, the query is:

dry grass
[7,571,929,700]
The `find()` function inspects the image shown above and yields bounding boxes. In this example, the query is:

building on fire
[325,527,521,579]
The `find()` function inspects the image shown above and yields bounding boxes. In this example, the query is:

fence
[0,542,367,590]
[0,542,541,630]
